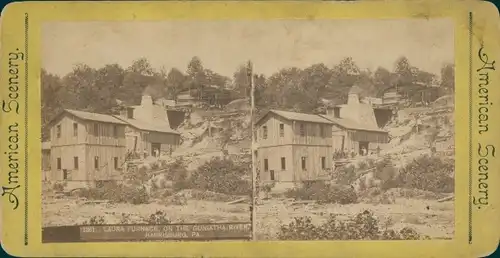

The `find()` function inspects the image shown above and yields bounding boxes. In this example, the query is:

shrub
[335,165,357,185]
[278,210,429,240]
[77,181,149,204]
[285,181,357,205]
[396,155,454,193]
[188,157,251,195]
[146,210,171,224]
[82,216,106,225]
[53,182,66,192]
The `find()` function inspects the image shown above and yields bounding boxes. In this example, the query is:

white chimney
[347,85,361,105]
[141,95,154,122]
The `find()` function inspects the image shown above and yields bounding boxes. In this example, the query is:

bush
[77,181,149,204]
[188,157,251,195]
[278,210,429,240]
[53,182,66,192]
[396,155,454,193]
[82,216,106,225]
[285,181,357,204]
[145,210,171,224]
[335,165,357,185]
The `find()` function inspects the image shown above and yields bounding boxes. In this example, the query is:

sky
[42,19,454,78]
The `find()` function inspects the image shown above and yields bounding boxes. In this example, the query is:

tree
[232,63,252,99]
[264,67,303,110]
[186,56,207,98]
[41,69,63,140]
[324,57,362,104]
[205,69,230,88]
[122,58,157,104]
[394,56,415,87]
[165,68,186,99]
[94,64,125,112]
[440,63,455,94]
[61,63,98,111]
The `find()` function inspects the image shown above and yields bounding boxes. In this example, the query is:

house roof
[320,115,387,133]
[61,109,128,125]
[256,109,334,125]
[115,116,180,135]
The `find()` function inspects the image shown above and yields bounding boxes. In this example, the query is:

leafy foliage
[186,157,251,195]
[77,181,149,205]
[396,155,454,193]
[278,210,429,240]
[285,180,358,204]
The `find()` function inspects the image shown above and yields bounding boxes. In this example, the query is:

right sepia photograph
[252,18,455,241]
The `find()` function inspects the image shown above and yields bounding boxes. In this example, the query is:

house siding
[255,113,333,182]
[48,112,127,186]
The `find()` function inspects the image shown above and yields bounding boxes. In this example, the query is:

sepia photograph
[39,18,456,242]
[41,21,255,242]
[249,19,455,241]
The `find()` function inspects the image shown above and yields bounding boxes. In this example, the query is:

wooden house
[117,95,181,158]
[254,110,334,183]
[42,141,51,181]
[46,109,128,188]
[325,85,389,155]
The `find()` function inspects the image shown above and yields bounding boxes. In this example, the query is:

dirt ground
[255,197,454,240]
[42,196,251,227]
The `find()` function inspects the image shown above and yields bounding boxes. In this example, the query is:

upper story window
[311,125,316,136]
[56,125,61,138]
[113,125,118,137]
[262,126,268,139]
[94,123,99,136]
[334,108,340,118]
[320,125,325,138]
[299,124,305,137]
[279,124,284,137]
[73,123,78,137]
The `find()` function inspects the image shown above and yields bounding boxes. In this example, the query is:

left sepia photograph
[40,21,253,242]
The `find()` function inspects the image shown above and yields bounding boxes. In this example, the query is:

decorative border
[24,12,29,246]
[468,11,473,245]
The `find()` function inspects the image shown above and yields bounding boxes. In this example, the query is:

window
[94,123,99,136]
[334,108,340,118]
[262,126,268,139]
[56,158,61,170]
[113,125,118,137]
[56,125,61,138]
[299,124,305,136]
[94,156,99,169]
[279,124,284,137]
[321,157,326,169]
[270,170,275,181]
[311,125,316,136]
[281,157,286,170]
[320,125,325,138]
[63,170,69,180]
[127,108,134,119]
[114,157,119,169]
[264,159,269,172]
[301,157,307,170]
[253,130,257,141]
[74,156,79,169]
[73,123,78,137]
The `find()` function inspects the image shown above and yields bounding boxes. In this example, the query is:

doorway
[151,143,161,157]
[359,141,369,156]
